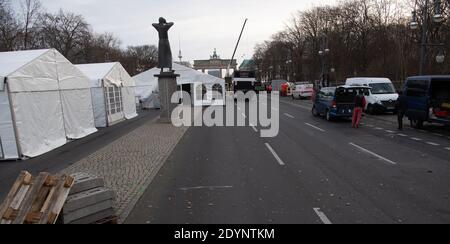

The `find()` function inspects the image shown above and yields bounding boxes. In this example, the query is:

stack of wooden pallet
[58,173,117,224]
[0,171,74,224]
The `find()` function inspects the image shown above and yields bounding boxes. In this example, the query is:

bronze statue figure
[152,17,174,71]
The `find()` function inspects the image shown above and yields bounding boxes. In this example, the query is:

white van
[345,77,399,114]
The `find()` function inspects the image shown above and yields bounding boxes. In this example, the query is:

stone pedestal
[155,71,179,123]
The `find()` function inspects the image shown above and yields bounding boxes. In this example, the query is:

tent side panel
[0,89,19,159]
[122,86,138,119]
[10,91,67,158]
[54,50,97,138]
[91,87,107,128]
[60,89,98,138]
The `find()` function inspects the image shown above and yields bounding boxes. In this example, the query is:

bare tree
[20,0,41,49]
[0,0,21,51]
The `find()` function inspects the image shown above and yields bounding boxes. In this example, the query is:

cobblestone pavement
[63,117,189,222]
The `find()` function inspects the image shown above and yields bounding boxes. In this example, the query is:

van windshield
[369,83,396,94]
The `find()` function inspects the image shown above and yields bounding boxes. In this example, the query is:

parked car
[312,86,371,121]
[403,76,450,128]
[271,80,287,93]
[292,82,314,100]
[346,77,398,114]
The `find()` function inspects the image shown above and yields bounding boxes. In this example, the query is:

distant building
[239,59,256,71]
[193,49,237,78]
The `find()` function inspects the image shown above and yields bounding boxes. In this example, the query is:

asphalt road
[0,109,159,201]
[127,96,450,224]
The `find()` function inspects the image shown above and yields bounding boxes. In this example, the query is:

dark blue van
[403,76,450,128]
[312,86,371,121]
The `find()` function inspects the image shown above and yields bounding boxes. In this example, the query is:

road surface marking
[279,100,310,110]
[349,143,397,165]
[411,137,422,141]
[433,133,444,137]
[313,208,332,224]
[367,124,374,127]
[445,147,450,150]
[180,186,233,191]
[265,143,285,166]
[305,123,325,132]
[284,113,295,119]
[250,124,258,133]
[385,130,395,133]
[426,142,440,146]
[397,134,407,137]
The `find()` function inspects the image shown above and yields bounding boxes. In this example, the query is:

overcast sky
[19,0,336,65]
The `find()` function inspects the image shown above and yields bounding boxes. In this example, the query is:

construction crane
[225,18,248,91]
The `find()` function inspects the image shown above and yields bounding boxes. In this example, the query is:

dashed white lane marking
[284,113,295,119]
[411,137,423,141]
[265,143,286,166]
[433,133,444,137]
[446,147,450,151]
[250,124,258,133]
[313,208,333,225]
[398,134,408,137]
[375,127,383,130]
[305,123,326,132]
[385,130,395,133]
[427,142,440,146]
[279,100,310,110]
[180,186,233,191]
[349,143,397,165]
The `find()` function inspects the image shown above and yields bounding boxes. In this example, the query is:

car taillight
[332,101,337,108]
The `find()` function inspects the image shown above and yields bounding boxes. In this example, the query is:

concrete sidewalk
[62,116,189,223]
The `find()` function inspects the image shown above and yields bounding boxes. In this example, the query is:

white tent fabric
[0,49,97,160]
[134,63,226,107]
[76,62,137,127]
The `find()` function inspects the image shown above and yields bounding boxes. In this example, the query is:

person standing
[397,93,407,130]
[352,93,366,128]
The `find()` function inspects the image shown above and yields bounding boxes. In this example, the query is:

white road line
[445,147,450,151]
[411,137,423,141]
[385,130,395,133]
[265,143,285,166]
[313,208,332,225]
[284,113,295,119]
[180,186,233,191]
[279,100,310,110]
[375,127,383,130]
[349,143,397,165]
[250,124,258,133]
[397,134,408,137]
[305,123,325,132]
[427,142,440,146]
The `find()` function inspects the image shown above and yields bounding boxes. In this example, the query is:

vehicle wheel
[312,106,319,117]
[410,119,424,129]
[326,110,333,121]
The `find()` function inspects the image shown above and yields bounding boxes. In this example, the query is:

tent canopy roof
[75,62,117,81]
[0,49,50,77]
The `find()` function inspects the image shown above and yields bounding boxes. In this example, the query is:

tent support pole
[5,79,23,159]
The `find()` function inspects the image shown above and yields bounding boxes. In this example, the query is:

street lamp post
[410,0,446,75]
[318,35,331,87]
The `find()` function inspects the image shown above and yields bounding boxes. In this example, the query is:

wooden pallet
[0,171,74,224]
[95,215,119,225]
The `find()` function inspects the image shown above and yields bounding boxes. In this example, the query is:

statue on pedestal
[152,17,174,72]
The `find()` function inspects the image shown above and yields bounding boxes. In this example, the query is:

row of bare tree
[0,0,157,76]
[253,0,450,84]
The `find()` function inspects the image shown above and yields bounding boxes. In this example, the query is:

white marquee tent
[76,62,138,128]
[0,49,97,160]
[134,63,226,108]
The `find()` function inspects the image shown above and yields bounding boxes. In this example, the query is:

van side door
[404,79,430,121]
